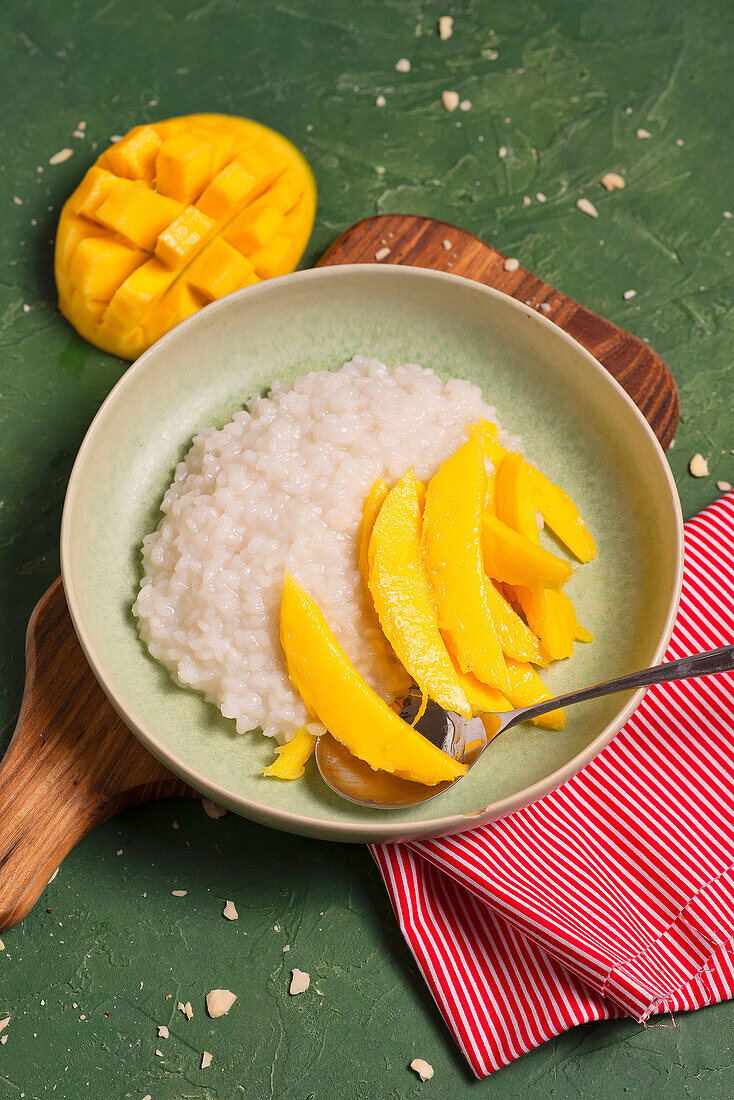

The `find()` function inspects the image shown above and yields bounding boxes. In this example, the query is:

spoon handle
[513,644,734,727]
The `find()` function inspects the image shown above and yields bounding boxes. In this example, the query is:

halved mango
[56,113,316,359]
[368,470,471,718]
[423,437,511,695]
[483,513,573,590]
[280,575,466,785]
[262,726,318,780]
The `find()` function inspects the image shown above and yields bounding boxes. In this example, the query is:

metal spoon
[316,644,734,809]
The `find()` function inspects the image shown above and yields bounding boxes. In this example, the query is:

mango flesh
[423,436,511,695]
[262,727,318,780]
[279,575,467,786]
[367,470,471,718]
[482,513,573,590]
[358,478,389,594]
[55,114,316,359]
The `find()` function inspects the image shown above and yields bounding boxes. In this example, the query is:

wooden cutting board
[0,214,678,931]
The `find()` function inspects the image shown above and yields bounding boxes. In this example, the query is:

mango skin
[55,114,316,360]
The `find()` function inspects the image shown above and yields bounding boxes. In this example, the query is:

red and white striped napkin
[372,492,734,1078]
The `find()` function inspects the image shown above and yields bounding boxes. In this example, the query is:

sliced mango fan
[270,419,596,784]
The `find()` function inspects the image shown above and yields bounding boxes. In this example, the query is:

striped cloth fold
[371,492,734,1078]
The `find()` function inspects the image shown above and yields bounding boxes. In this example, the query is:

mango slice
[358,479,389,593]
[367,470,471,718]
[504,659,567,730]
[55,113,316,359]
[482,513,573,590]
[262,727,318,780]
[453,664,513,717]
[423,437,511,695]
[470,419,596,563]
[280,575,466,786]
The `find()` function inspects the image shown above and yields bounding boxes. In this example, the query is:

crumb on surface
[539,302,551,314]
[410,1057,435,1081]
[535,191,546,203]
[600,172,625,191]
[206,989,238,1018]
[442,90,459,112]
[0,1017,10,1033]
[503,257,520,272]
[395,58,411,72]
[576,197,599,218]
[375,246,391,261]
[438,15,453,39]
[375,94,386,107]
[717,480,732,492]
[171,889,187,897]
[49,148,73,165]
[289,969,310,995]
[177,1000,194,1019]
[459,99,472,111]
[223,900,238,920]
[522,195,531,207]
[497,145,507,158]
[12,196,22,205]
[442,238,452,250]
[689,453,709,478]
[623,289,637,300]
[201,1050,213,1069]
[158,1024,169,1038]
[636,128,651,138]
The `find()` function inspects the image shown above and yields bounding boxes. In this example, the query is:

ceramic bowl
[61,265,683,842]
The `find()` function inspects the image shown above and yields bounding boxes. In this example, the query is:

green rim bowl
[61,264,683,843]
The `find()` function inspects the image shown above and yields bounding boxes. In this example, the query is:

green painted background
[1,0,732,1096]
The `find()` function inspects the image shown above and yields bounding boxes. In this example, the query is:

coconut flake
[49,148,73,165]
[576,197,599,218]
[289,969,310,995]
[623,289,637,300]
[438,15,453,40]
[0,1017,9,1034]
[600,172,625,191]
[375,247,391,261]
[171,889,187,897]
[206,989,237,1018]
[717,481,732,492]
[201,1050,213,1069]
[411,1058,434,1081]
[375,95,386,107]
[223,900,239,920]
[689,454,709,478]
[158,1024,169,1038]
[442,90,459,112]
[459,99,472,112]
[395,58,411,73]
[503,257,520,272]
[636,128,651,138]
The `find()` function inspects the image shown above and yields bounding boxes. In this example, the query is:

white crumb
[459,99,472,111]
[576,197,599,218]
[206,989,237,1018]
[600,172,625,191]
[636,128,651,139]
[503,257,520,272]
[223,900,238,920]
[723,211,732,219]
[522,195,531,207]
[49,148,73,165]
[442,239,452,250]
[689,454,709,478]
[375,94,386,107]
[202,798,227,819]
[77,120,86,131]
[12,196,22,205]
[717,480,732,492]
[497,145,507,158]
[411,1057,434,1080]
[158,1025,169,1038]
[177,1000,194,1019]
[109,134,123,143]
[23,304,31,313]
[438,15,453,40]
[73,130,85,139]
[201,1051,213,1069]
[0,1017,9,1033]
[623,289,637,300]
[155,1048,163,1057]
[442,90,459,112]
[290,969,310,995]
[171,890,187,897]
[539,302,551,314]
[375,246,391,261]
[535,191,547,203]
[395,58,411,73]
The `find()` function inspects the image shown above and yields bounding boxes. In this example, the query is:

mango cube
[104,258,176,331]
[225,202,284,253]
[67,166,119,219]
[69,237,145,301]
[95,181,184,251]
[104,125,161,181]
[155,207,214,268]
[186,237,255,300]
[196,159,258,221]
[156,133,213,204]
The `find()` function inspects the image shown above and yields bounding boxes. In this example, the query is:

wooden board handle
[0,580,191,930]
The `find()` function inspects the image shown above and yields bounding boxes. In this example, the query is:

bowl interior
[62,265,682,842]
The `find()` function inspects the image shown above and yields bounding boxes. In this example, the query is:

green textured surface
[0,0,732,1096]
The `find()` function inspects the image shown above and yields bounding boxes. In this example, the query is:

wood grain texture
[318,215,679,448]
[0,215,679,931]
